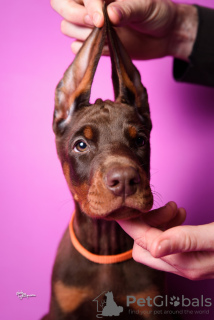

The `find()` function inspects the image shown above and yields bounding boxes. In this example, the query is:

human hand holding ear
[51,0,198,60]
[117,202,214,280]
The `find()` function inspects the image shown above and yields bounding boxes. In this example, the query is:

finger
[132,243,179,274]
[83,0,104,27]
[71,41,83,54]
[117,202,185,257]
[108,0,145,26]
[136,246,214,280]
[117,215,157,241]
[117,202,177,238]
[108,2,126,25]
[165,207,186,229]
[118,217,164,259]
[51,0,87,25]
[61,20,92,40]
[71,41,110,56]
[151,223,214,258]
[143,201,178,227]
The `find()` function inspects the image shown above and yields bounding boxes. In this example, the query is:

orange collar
[69,213,133,264]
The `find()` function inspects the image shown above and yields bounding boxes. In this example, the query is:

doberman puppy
[42,5,172,320]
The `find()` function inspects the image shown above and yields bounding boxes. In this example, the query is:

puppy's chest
[54,258,163,319]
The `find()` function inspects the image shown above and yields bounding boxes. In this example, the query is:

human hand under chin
[117,202,214,281]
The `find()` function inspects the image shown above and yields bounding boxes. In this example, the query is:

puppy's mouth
[86,192,153,220]
[82,174,153,220]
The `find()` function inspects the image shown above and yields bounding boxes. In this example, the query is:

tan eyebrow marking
[128,126,137,138]
[83,126,93,140]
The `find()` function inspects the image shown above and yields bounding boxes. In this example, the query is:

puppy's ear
[53,23,106,135]
[105,7,151,126]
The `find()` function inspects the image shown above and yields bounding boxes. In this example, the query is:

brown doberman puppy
[42,5,174,320]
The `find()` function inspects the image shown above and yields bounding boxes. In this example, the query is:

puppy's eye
[135,136,145,147]
[73,140,89,153]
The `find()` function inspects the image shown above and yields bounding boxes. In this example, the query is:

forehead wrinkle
[74,105,111,128]
[70,102,141,143]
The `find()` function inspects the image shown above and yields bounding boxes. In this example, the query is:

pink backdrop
[1,0,214,319]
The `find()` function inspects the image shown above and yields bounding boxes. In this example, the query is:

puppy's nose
[106,166,140,197]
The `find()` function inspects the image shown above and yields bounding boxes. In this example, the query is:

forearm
[172,5,214,87]
[168,4,198,61]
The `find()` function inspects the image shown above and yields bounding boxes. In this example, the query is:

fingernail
[84,14,93,26]
[156,240,171,257]
[110,5,123,21]
[93,12,102,27]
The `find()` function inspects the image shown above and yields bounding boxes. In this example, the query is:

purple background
[1,0,214,319]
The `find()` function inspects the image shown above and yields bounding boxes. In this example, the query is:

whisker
[150,184,163,209]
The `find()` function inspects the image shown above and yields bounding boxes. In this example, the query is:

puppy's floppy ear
[105,7,151,126]
[53,22,106,135]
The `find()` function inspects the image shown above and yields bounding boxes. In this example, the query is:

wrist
[168,4,198,61]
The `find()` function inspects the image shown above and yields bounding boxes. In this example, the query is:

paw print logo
[170,296,180,307]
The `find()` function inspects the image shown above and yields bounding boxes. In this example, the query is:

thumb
[151,223,214,258]
[108,0,145,26]
[83,0,104,27]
